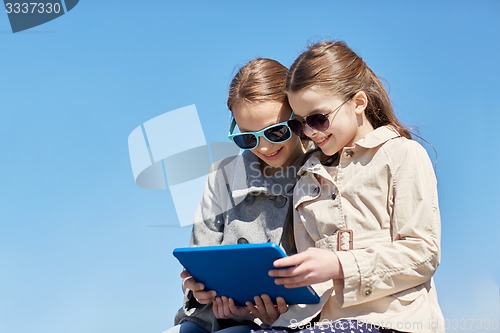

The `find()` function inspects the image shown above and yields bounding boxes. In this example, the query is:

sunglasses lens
[232,134,257,149]
[264,124,292,143]
[307,114,330,131]
[287,119,304,136]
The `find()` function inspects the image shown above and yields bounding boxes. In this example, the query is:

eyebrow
[238,120,285,133]
[295,108,330,120]
[238,113,291,132]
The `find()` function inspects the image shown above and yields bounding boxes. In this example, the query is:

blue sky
[0,1,499,332]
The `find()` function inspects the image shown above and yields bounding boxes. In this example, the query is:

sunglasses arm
[228,118,237,136]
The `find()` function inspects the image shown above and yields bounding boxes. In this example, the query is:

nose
[255,136,274,153]
[303,123,318,138]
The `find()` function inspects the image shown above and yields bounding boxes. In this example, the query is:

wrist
[334,253,344,279]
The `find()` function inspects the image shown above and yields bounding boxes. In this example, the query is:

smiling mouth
[264,147,282,158]
[316,135,331,146]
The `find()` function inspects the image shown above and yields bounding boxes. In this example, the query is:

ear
[352,91,368,115]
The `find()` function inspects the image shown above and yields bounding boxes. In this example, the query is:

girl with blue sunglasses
[168,58,307,333]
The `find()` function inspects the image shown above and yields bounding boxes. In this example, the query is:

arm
[182,157,275,323]
[190,161,232,246]
[334,141,440,307]
[178,162,232,315]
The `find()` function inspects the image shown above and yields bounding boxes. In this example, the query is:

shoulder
[210,154,240,173]
[380,137,436,180]
[382,137,430,162]
[209,151,248,172]
[207,151,262,185]
[202,155,241,190]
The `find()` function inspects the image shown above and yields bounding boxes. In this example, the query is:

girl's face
[288,88,371,156]
[232,101,304,169]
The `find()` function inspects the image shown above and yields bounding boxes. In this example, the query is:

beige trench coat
[273,126,445,333]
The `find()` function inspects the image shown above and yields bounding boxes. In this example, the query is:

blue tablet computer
[173,243,320,306]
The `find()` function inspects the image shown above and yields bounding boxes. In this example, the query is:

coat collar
[355,125,400,149]
[230,151,300,202]
[299,125,401,177]
[230,151,267,201]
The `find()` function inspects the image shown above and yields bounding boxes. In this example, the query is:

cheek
[327,120,359,149]
[281,136,300,152]
[330,114,356,133]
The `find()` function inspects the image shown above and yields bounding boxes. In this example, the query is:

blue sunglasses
[228,115,293,150]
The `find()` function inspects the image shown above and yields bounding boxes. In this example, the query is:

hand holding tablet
[173,243,320,306]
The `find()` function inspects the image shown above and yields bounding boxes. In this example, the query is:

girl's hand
[268,247,344,288]
[212,296,251,319]
[246,294,288,325]
[180,270,217,304]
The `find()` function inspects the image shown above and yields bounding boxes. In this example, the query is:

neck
[262,165,282,177]
[348,115,375,147]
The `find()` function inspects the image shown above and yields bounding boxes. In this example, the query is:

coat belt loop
[337,229,353,251]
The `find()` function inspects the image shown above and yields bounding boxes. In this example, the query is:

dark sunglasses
[228,115,293,150]
[288,99,351,137]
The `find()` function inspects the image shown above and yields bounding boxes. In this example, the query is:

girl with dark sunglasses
[251,41,444,333]
[168,58,308,333]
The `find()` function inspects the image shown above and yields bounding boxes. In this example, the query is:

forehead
[288,88,343,117]
[232,101,290,132]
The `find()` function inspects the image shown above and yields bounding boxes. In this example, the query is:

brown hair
[285,41,411,139]
[227,58,289,111]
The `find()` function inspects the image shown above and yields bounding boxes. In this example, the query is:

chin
[265,160,284,168]
[320,145,339,157]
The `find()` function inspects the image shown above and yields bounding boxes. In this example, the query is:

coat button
[363,287,372,296]
[273,196,287,208]
[237,237,249,244]
[215,216,224,228]
[312,187,320,195]
[244,194,255,205]
[344,149,354,157]
[331,191,337,200]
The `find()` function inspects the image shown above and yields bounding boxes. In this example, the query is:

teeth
[265,149,280,157]
[317,135,330,145]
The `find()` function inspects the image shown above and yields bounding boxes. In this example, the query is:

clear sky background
[0,1,499,332]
